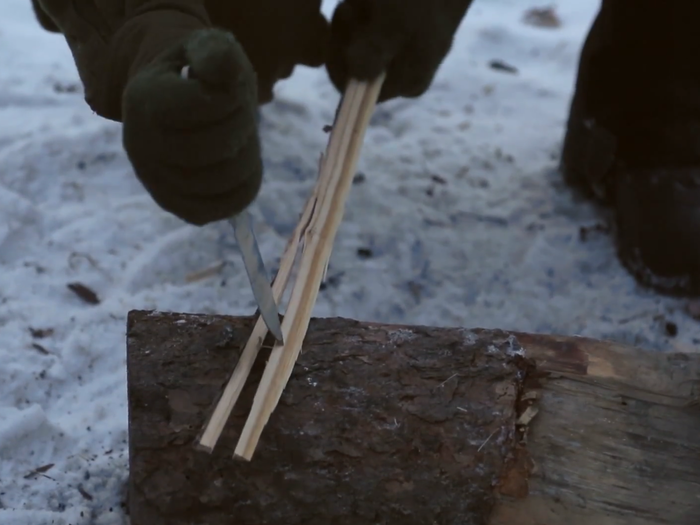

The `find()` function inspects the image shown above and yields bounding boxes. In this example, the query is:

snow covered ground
[1,0,698,523]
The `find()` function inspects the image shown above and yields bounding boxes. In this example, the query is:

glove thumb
[184,29,255,92]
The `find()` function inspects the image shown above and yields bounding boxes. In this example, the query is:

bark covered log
[126,311,532,525]
[126,311,700,525]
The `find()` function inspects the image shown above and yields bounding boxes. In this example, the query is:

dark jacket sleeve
[38,0,211,121]
[32,0,61,32]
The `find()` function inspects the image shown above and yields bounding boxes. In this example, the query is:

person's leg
[561,0,700,295]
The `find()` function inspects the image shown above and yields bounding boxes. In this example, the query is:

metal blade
[229,211,284,344]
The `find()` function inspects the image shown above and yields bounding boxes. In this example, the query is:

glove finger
[329,26,405,99]
[124,117,261,198]
[134,149,263,226]
[375,37,440,102]
[151,104,259,171]
[326,38,349,94]
[326,0,368,92]
[123,28,257,130]
[331,0,371,43]
[123,65,255,131]
[168,175,262,225]
[159,129,262,195]
[343,28,404,81]
[168,138,262,199]
[328,0,406,92]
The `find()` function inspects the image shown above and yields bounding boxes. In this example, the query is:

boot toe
[615,166,700,295]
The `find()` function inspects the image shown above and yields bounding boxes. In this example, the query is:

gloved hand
[32,0,60,32]
[326,0,474,102]
[122,28,262,226]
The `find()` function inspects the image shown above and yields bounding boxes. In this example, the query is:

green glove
[326,0,474,102]
[122,28,262,226]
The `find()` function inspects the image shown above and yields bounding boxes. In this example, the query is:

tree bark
[125,311,700,525]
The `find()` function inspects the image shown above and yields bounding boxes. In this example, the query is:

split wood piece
[234,76,384,461]
[195,77,383,454]
[126,311,700,525]
[195,178,319,452]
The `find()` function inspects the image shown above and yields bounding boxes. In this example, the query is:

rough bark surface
[126,311,700,525]
[126,310,531,525]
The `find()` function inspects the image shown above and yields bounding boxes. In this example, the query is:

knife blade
[229,211,284,344]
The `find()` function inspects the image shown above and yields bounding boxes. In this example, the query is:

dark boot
[561,0,700,296]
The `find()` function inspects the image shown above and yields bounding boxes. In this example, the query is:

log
[125,311,700,525]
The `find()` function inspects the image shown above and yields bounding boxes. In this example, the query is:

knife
[229,211,285,344]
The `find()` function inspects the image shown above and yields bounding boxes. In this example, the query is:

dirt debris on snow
[523,6,563,29]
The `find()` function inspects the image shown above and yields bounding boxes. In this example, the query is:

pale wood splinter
[195,76,385,458]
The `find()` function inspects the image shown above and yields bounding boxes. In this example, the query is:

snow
[0,0,697,522]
